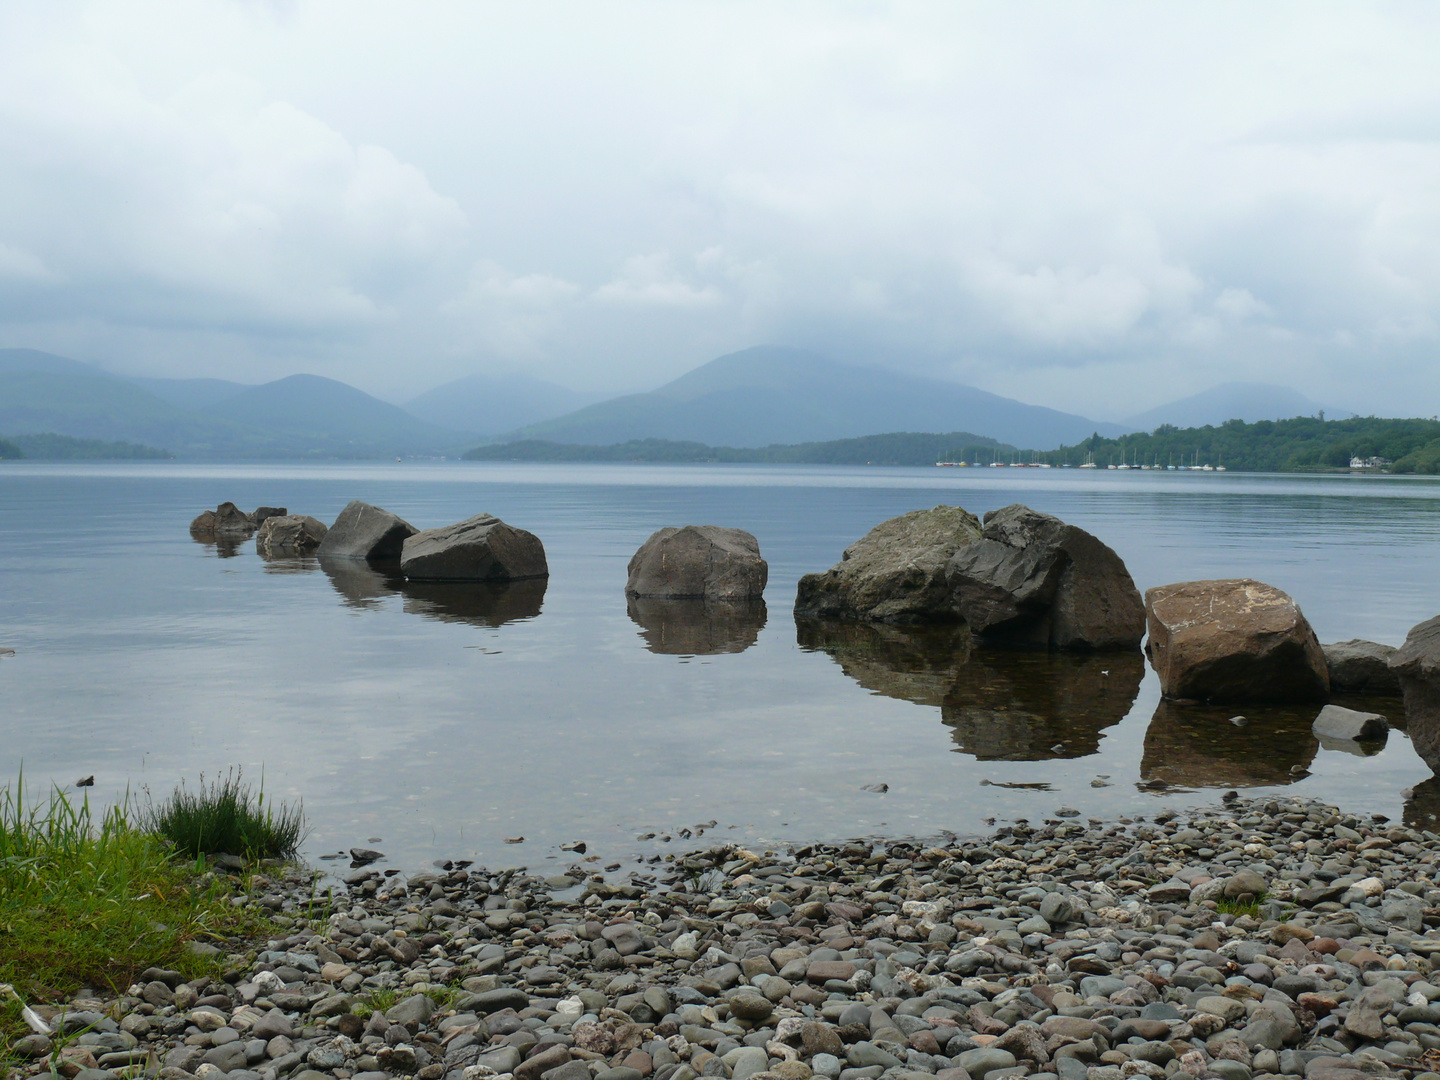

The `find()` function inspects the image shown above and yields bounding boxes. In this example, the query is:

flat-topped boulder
[945,504,1144,650]
[794,505,982,622]
[1145,578,1329,702]
[256,514,328,556]
[315,501,417,562]
[400,513,548,581]
[626,525,767,600]
[1323,639,1400,695]
[1389,615,1440,773]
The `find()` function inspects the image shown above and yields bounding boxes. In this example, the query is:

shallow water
[0,461,1437,875]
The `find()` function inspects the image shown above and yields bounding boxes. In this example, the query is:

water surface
[1,462,1436,873]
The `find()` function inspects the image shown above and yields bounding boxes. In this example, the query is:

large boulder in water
[316,501,418,562]
[1323,639,1400,695]
[1388,615,1440,773]
[944,504,1144,650]
[1144,578,1329,702]
[626,526,767,600]
[256,514,328,556]
[400,513,548,581]
[794,505,982,622]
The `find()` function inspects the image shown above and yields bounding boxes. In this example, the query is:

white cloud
[592,253,725,309]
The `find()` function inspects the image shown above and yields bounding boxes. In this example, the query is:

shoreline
[11,794,1440,1080]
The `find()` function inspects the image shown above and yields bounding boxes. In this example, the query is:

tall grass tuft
[142,768,304,860]
[0,771,266,1023]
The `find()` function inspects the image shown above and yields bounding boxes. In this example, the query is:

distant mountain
[201,374,462,455]
[1126,382,1341,431]
[510,346,1130,449]
[129,375,252,411]
[0,349,462,458]
[405,372,604,435]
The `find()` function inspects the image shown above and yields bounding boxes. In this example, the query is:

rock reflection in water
[1404,777,1440,831]
[629,597,767,655]
[192,535,243,559]
[259,554,319,576]
[401,578,546,628]
[796,618,970,706]
[319,557,402,610]
[942,649,1144,760]
[796,619,1143,760]
[1141,702,1318,788]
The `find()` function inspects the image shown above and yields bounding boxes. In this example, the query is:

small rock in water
[348,847,383,864]
[74,775,94,788]
[504,836,524,844]
[860,782,888,793]
[1229,715,1248,725]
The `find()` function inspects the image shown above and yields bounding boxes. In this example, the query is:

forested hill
[1059,416,1440,473]
[466,417,1440,472]
[463,431,1014,465]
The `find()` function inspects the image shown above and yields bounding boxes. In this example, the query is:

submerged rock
[945,504,1145,650]
[626,525,767,600]
[794,505,982,622]
[1311,703,1388,742]
[1145,578,1329,702]
[189,501,259,538]
[1322,639,1400,695]
[400,513,548,581]
[315,500,417,562]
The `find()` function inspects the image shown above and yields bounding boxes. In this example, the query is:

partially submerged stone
[945,504,1144,650]
[256,514,328,556]
[1145,578,1329,702]
[626,525,767,600]
[1389,614,1440,773]
[315,500,417,562]
[400,513,548,581]
[1311,703,1388,742]
[1323,639,1400,695]
[794,506,981,622]
[190,501,258,538]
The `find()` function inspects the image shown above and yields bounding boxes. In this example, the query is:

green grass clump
[0,776,271,1044]
[1215,891,1268,919]
[142,769,304,860]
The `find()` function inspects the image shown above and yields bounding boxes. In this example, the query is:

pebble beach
[16,794,1440,1080]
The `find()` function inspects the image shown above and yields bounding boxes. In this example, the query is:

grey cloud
[0,1,1437,418]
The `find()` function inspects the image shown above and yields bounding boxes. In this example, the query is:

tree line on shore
[465,415,1440,472]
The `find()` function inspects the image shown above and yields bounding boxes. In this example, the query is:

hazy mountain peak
[1127,381,1341,431]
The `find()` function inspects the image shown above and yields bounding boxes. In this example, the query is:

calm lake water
[1,461,1438,875]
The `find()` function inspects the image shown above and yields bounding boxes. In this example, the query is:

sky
[1,1,1438,420]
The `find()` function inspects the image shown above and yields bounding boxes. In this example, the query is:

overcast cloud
[1,1,1438,419]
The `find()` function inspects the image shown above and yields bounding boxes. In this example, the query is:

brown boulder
[1388,614,1440,773]
[626,525,767,599]
[1144,579,1329,702]
[794,505,981,622]
[945,504,1145,650]
[190,502,257,537]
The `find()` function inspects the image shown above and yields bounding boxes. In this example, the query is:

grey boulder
[1312,704,1388,742]
[249,506,287,528]
[400,513,548,581]
[256,514,328,556]
[626,525,767,600]
[1144,578,1329,703]
[1389,615,1440,773]
[794,505,982,622]
[945,503,1145,650]
[1323,639,1400,694]
[315,501,417,562]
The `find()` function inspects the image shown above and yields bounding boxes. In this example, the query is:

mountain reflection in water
[318,557,545,627]
[795,618,1144,760]
[627,597,767,655]
[1141,702,1319,788]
